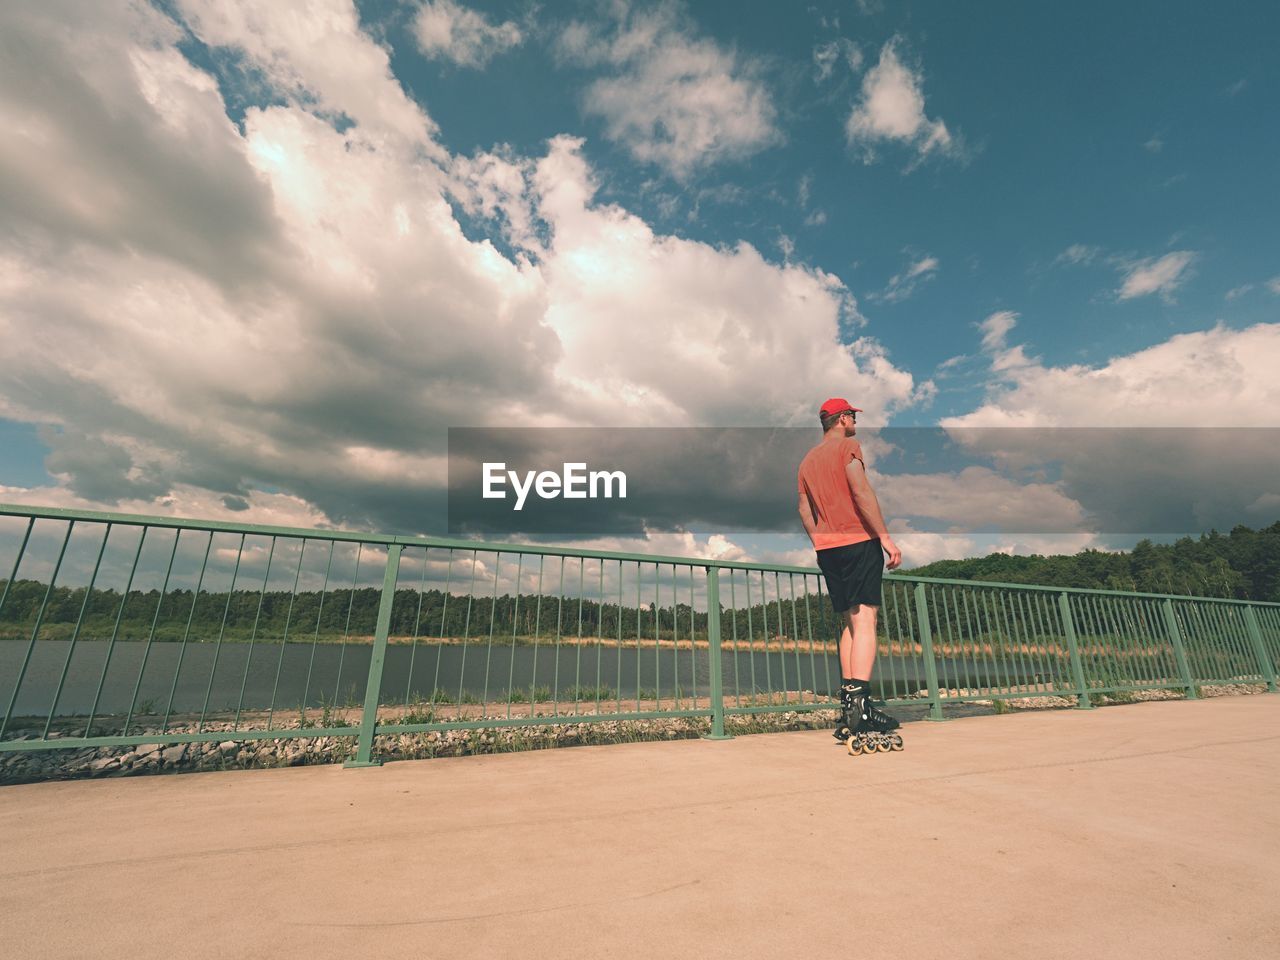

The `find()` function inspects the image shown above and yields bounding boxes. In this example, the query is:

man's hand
[881,537,902,570]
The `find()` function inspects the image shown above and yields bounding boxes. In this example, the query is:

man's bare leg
[838,603,879,680]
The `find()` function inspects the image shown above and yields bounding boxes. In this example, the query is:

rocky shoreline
[0,682,1268,786]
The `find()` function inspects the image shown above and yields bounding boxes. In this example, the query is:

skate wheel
[847,739,864,756]
[890,737,904,751]
[875,740,892,753]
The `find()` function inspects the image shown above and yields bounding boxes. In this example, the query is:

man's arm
[798,491,818,539]
[844,458,891,538]
[845,458,902,568]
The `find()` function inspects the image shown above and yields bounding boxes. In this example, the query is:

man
[796,397,903,743]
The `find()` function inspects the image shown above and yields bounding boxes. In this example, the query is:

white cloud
[1267,277,1280,295]
[878,465,1090,534]
[413,0,523,69]
[812,37,862,83]
[0,1,929,534]
[557,3,780,179]
[845,39,956,166]
[1116,250,1196,301]
[931,318,1280,541]
[1225,283,1254,301]
[1055,244,1101,267]
[1144,135,1163,153]
[872,254,938,303]
[955,318,1280,428]
[176,0,443,156]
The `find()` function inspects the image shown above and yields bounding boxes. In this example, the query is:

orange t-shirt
[797,436,875,550]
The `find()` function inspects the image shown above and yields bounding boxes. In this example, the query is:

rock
[161,745,187,765]
[218,741,237,753]
[89,757,119,774]
[136,744,162,755]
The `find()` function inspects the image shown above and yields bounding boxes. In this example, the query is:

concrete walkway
[2,695,1277,959]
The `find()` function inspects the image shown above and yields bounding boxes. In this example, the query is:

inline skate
[833,685,904,755]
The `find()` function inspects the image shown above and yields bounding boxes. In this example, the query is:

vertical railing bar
[0,516,36,622]
[772,571,788,706]
[652,562,660,710]
[553,555,565,716]
[596,558,606,713]
[124,527,183,736]
[978,589,1009,696]
[815,573,836,705]
[232,536,276,731]
[481,551,501,712]
[672,564,681,709]
[573,558,585,714]
[266,538,308,730]
[86,525,149,739]
[403,545,431,709]
[1018,590,1051,692]
[1057,591,1093,708]
[1096,595,1137,692]
[1080,593,1110,691]
[705,566,727,738]
[1242,603,1279,691]
[680,568,691,711]
[1225,602,1255,679]
[431,549,455,710]
[45,522,113,739]
[1075,592,1105,693]
[161,531,213,733]
[1148,598,1178,686]
[992,589,1015,696]
[333,542,364,711]
[615,559,623,715]
[1160,597,1197,698]
[506,553,523,720]
[1,520,75,741]
[528,554,544,716]
[802,575,819,705]
[1216,601,1250,681]
[999,590,1030,697]
[729,570,742,708]
[744,569,758,703]
[634,561,642,713]
[913,582,943,720]
[787,573,803,705]
[197,532,244,734]
[455,549,479,717]
[303,540,335,722]
[884,580,904,702]
[756,571,772,703]
[958,587,982,699]
[347,543,403,767]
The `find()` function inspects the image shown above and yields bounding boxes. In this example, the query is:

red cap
[819,397,863,418]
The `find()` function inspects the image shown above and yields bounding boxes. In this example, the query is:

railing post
[1160,597,1198,700]
[702,566,733,740]
[1242,604,1278,693]
[346,544,402,768]
[913,582,947,722]
[1058,592,1094,710]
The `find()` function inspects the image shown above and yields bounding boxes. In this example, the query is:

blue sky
[1,0,1277,568]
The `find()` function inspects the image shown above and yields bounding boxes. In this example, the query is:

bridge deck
[2,695,1277,959]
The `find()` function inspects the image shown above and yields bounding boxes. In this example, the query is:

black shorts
[816,538,883,613]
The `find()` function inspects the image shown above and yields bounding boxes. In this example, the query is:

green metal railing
[1,503,1276,768]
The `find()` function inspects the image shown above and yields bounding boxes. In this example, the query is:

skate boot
[842,690,905,756]
[832,682,862,743]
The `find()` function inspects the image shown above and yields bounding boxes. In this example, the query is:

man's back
[797,436,874,550]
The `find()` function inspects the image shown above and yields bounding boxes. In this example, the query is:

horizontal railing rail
[1,503,1277,769]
